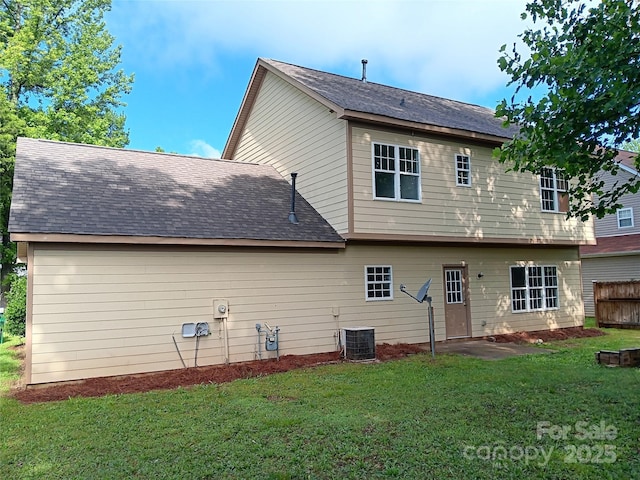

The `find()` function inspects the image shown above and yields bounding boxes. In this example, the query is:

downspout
[223,316,230,364]
[24,243,34,384]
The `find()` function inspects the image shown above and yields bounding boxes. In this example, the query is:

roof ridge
[18,137,254,167]
[263,58,498,113]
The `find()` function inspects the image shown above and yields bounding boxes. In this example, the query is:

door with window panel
[443,266,471,338]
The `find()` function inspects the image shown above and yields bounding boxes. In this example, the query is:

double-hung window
[373,143,420,201]
[510,265,559,312]
[617,208,634,229]
[365,265,393,301]
[540,168,568,213]
[455,154,471,186]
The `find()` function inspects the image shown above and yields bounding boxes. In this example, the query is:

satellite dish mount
[399,279,436,358]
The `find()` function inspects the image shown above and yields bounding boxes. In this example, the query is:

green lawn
[1,325,639,479]
[0,335,22,395]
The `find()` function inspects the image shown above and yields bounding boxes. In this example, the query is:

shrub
[4,276,27,337]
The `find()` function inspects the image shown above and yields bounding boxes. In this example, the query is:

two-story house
[580,150,640,315]
[224,58,592,337]
[9,58,594,385]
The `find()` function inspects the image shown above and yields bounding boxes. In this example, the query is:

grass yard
[1,324,639,479]
[0,335,23,395]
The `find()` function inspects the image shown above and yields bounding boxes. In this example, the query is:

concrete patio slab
[435,340,554,360]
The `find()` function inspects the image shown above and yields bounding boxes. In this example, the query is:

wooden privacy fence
[593,280,640,329]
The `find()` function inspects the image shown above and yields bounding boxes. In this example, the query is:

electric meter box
[213,299,229,319]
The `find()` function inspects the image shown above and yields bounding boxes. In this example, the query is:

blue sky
[105,0,530,157]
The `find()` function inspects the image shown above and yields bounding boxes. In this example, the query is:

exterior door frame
[443,264,472,339]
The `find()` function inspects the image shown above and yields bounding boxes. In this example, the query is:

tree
[0,0,133,286]
[4,274,26,336]
[621,138,640,153]
[496,0,640,221]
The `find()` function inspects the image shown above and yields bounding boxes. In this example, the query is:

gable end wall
[232,72,349,233]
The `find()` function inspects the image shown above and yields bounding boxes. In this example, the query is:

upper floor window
[365,265,393,301]
[455,154,471,186]
[540,168,568,213]
[372,143,421,201]
[617,208,634,228]
[510,265,559,312]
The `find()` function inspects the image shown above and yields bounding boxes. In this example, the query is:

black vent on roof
[288,172,299,225]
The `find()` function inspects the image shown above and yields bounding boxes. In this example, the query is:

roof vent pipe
[361,59,368,82]
[288,172,299,225]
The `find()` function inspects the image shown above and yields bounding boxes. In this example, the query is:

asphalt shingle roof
[9,137,344,244]
[615,149,639,173]
[263,59,519,140]
[580,234,640,256]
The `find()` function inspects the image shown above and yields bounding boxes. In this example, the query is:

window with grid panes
[540,168,568,212]
[455,154,471,186]
[510,265,558,312]
[365,265,393,300]
[373,143,420,201]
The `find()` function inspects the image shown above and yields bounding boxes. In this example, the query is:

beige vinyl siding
[29,246,343,383]
[460,247,584,336]
[28,243,583,384]
[352,127,594,243]
[581,254,640,316]
[232,72,349,233]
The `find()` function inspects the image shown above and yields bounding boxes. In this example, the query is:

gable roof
[615,149,639,175]
[224,58,518,158]
[9,137,344,247]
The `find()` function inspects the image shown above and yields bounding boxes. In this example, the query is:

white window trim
[455,153,472,187]
[371,142,422,203]
[540,168,567,213]
[509,264,559,313]
[617,207,634,229]
[364,265,394,301]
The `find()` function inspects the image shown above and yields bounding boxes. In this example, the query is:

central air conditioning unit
[341,327,375,361]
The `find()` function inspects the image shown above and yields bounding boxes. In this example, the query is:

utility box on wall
[213,299,229,319]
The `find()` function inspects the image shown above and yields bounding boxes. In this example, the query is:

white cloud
[189,140,221,159]
[109,0,530,103]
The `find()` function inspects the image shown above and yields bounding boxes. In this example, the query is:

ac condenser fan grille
[342,328,375,360]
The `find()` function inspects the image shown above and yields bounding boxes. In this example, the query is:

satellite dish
[416,279,432,303]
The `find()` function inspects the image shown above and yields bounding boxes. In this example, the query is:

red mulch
[486,326,605,344]
[8,328,603,404]
[9,343,425,404]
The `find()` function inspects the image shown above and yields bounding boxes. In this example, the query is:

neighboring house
[10,58,594,385]
[580,150,640,316]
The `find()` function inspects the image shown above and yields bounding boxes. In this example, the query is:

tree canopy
[622,138,640,154]
[0,0,133,285]
[496,0,640,221]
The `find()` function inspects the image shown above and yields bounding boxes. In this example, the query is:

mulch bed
[486,326,605,344]
[8,328,603,404]
[10,343,425,404]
